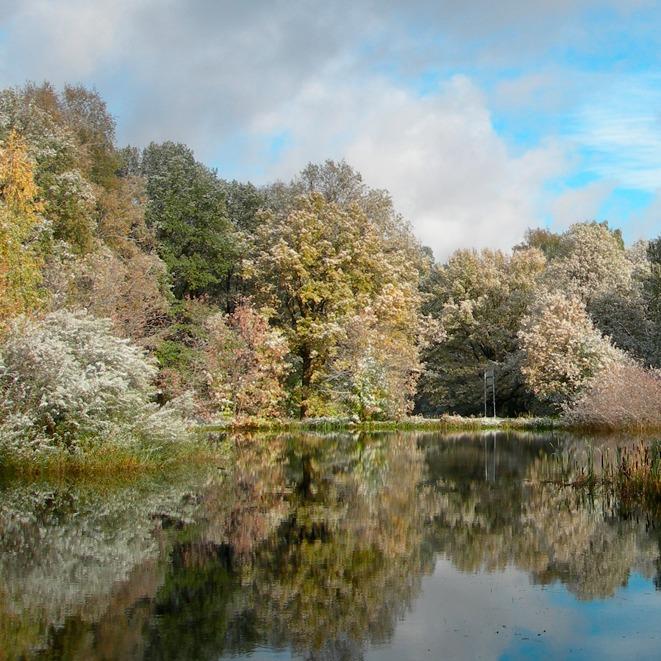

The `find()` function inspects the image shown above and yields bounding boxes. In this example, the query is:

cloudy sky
[1,0,660,258]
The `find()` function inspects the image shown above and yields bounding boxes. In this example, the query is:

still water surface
[1,431,660,660]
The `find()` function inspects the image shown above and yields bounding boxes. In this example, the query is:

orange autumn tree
[0,129,44,327]
[203,301,290,418]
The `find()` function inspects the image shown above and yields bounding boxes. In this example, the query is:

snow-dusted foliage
[518,292,624,408]
[544,223,631,304]
[0,310,190,456]
[564,364,661,430]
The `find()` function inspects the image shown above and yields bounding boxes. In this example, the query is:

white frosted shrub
[0,310,190,456]
[518,291,624,408]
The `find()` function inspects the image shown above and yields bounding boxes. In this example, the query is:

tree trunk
[300,345,313,419]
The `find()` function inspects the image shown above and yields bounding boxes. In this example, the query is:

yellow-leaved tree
[246,192,422,418]
[0,129,44,328]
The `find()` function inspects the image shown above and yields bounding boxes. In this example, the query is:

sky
[1,0,660,259]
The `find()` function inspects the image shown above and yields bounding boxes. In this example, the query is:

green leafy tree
[141,142,238,299]
[217,179,268,310]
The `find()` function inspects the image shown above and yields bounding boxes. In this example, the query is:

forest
[0,83,660,464]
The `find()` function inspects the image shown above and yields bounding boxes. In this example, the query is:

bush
[0,310,191,458]
[518,291,623,407]
[203,302,289,418]
[564,363,661,430]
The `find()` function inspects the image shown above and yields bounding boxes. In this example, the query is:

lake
[1,431,659,660]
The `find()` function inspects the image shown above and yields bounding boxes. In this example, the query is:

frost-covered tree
[644,236,661,365]
[325,309,422,420]
[418,247,546,415]
[588,240,658,367]
[0,84,98,253]
[0,310,190,456]
[544,222,630,304]
[57,247,171,344]
[518,292,623,407]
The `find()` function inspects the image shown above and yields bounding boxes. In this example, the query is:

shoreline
[3,415,658,478]
[200,414,661,435]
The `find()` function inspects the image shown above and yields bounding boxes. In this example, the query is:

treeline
[0,83,659,448]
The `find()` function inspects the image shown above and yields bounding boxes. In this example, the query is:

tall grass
[564,364,661,432]
[0,435,229,478]
[606,440,661,507]
[561,439,661,511]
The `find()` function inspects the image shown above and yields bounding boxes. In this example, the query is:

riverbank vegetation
[559,438,661,513]
[0,82,659,467]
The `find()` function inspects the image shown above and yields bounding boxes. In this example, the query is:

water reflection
[1,432,659,660]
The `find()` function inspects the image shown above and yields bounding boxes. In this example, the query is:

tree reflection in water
[0,431,659,660]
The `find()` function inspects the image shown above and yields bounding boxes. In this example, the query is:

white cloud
[2,0,139,81]
[630,189,661,239]
[570,75,661,190]
[2,0,658,254]
[256,75,566,260]
[548,180,614,230]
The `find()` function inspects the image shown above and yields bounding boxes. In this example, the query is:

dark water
[1,431,660,660]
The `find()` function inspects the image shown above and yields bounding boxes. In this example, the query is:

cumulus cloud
[1,0,653,153]
[254,75,566,259]
[548,180,614,230]
[630,189,661,240]
[1,0,659,254]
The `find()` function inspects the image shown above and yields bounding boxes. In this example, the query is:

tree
[644,236,661,366]
[141,142,238,299]
[518,291,623,407]
[203,301,289,417]
[267,160,427,268]
[217,179,268,311]
[515,227,563,260]
[60,84,119,187]
[0,130,44,328]
[247,193,421,417]
[62,247,171,343]
[325,309,421,419]
[544,222,631,305]
[588,241,657,367]
[418,248,546,415]
[0,84,98,254]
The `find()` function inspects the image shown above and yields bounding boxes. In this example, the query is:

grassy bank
[200,414,564,434]
[0,436,229,479]
[5,414,658,479]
